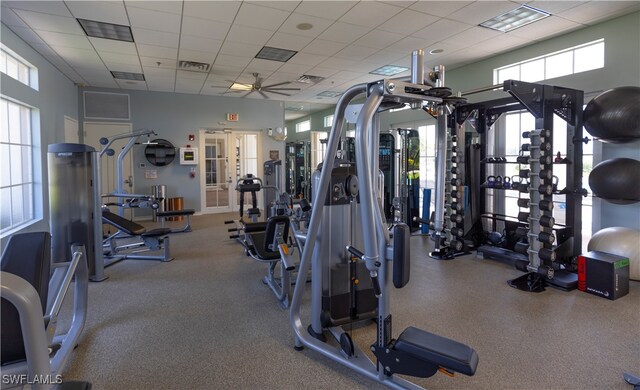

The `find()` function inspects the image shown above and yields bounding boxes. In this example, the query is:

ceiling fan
[228,72,300,99]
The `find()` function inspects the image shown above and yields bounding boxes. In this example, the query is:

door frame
[200,129,233,214]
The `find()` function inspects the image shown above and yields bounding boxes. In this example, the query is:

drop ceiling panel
[177,49,216,65]
[278,13,335,38]
[317,22,371,44]
[266,32,315,51]
[378,9,439,36]
[180,17,231,40]
[127,7,181,33]
[115,79,148,90]
[104,63,143,73]
[219,41,262,57]
[182,1,241,23]
[179,36,224,54]
[525,1,584,15]
[334,45,379,61]
[3,1,72,17]
[136,44,178,59]
[146,82,175,93]
[36,30,92,50]
[508,16,582,41]
[14,10,85,35]
[557,2,640,25]
[476,33,530,54]
[10,27,49,46]
[288,52,329,66]
[294,1,357,20]
[248,1,301,12]
[411,19,471,46]
[65,1,129,25]
[447,1,522,25]
[277,62,314,75]
[132,28,180,48]
[353,29,405,49]
[385,36,430,55]
[214,55,253,68]
[142,67,176,78]
[225,25,274,46]
[363,50,405,66]
[125,1,182,15]
[305,66,339,78]
[210,64,242,77]
[176,70,208,81]
[338,1,403,27]
[89,37,138,56]
[408,1,473,18]
[99,51,141,66]
[30,43,61,59]
[0,6,30,28]
[234,3,291,31]
[201,87,228,96]
[438,26,502,50]
[89,79,120,88]
[246,58,284,72]
[49,46,104,67]
[318,57,357,70]
[299,39,347,56]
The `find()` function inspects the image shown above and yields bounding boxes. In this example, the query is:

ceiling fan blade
[258,90,269,99]
[261,81,291,89]
[265,90,291,97]
[242,91,254,98]
[264,87,301,91]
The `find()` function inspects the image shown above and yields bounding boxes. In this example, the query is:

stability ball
[588,227,640,281]
[583,86,640,143]
[588,158,640,204]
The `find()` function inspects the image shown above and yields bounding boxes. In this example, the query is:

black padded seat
[156,209,195,217]
[141,228,172,237]
[247,208,261,216]
[243,222,268,233]
[102,211,146,235]
[247,232,281,261]
[394,327,479,376]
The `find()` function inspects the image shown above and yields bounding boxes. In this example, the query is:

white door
[230,131,262,214]
[83,122,133,214]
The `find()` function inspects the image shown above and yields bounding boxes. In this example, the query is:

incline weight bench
[156,209,195,233]
[102,210,173,264]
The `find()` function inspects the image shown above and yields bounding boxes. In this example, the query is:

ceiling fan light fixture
[229,82,252,91]
[255,46,298,62]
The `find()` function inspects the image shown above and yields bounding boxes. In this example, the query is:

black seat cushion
[141,228,172,238]
[102,210,146,235]
[156,209,195,217]
[246,232,280,261]
[1,232,51,365]
[247,208,261,216]
[394,327,479,376]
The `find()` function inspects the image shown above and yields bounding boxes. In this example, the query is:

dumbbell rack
[445,128,465,253]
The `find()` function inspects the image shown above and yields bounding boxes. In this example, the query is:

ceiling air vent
[178,60,211,73]
[297,74,324,84]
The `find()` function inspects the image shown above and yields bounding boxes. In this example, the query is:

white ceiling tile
[210,64,243,77]
[49,46,104,67]
[9,26,48,45]
[294,1,357,20]
[30,43,60,58]
[408,1,472,18]
[339,1,404,27]
[4,1,72,17]
[318,57,357,70]
[384,36,429,54]
[89,37,137,55]
[476,33,529,54]
[142,67,176,77]
[14,9,84,35]
[127,6,181,33]
[277,62,314,75]
[557,2,640,25]
[181,17,231,40]
[235,3,291,31]
[411,19,471,46]
[105,63,142,73]
[304,66,338,78]
[180,36,223,54]
[182,1,241,23]
[219,41,262,57]
[125,1,182,15]
[115,79,148,90]
[176,70,207,81]
[300,39,348,56]
[66,1,129,25]
[508,16,582,41]
[378,9,439,35]
[288,52,328,66]
[278,13,335,38]
[201,86,229,95]
[132,27,179,48]
[438,26,502,50]
[35,30,92,49]
[447,1,521,25]
[353,29,405,49]
[247,1,301,12]
[136,43,178,59]
[99,51,140,66]
[214,54,252,68]
[334,45,379,61]
[317,22,371,44]
[329,70,361,82]
[267,32,314,51]
[225,25,274,46]
[141,57,177,70]
[524,1,584,15]
[178,49,216,65]
[147,83,176,93]
[1,6,30,28]
[89,79,120,88]
[246,58,284,72]
[362,50,405,65]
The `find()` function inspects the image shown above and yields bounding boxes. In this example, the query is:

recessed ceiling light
[77,19,133,42]
[229,82,252,91]
[429,49,444,54]
[255,46,297,62]
[296,23,313,31]
[111,71,145,81]
[479,5,550,32]
[316,91,342,98]
[370,65,409,76]
[297,74,324,84]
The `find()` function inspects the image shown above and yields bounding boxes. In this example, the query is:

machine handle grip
[412,216,430,225]
[370,274,382,298]
[346,245,364,260]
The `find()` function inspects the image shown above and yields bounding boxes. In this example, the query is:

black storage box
[578,251,629,300]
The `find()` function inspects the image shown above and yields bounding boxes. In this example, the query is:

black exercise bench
[156,209,195,233]
[102,210,173,263]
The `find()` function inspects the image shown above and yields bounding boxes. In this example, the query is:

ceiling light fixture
[229,82,253,91]
[370,65,409,76]
[297,74,324,84]
[255,46,297,62]
[479,5,550,32]
[296,23,313,31]
[111,71,145,81]
[429,49,444,54]
[77,19,133,42]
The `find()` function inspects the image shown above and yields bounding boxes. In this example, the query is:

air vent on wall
[297,74,324,84]
[178,60,211,72]
[84,91,130,120]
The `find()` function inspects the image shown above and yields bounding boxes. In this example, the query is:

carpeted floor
[62,213,639,389]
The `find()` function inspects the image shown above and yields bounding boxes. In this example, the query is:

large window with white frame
[493,39,604,84]
[1,45,39,90]
[295,119,311,133]
[1,98,36,234]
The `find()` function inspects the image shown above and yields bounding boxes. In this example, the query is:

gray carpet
[62,213,640,389]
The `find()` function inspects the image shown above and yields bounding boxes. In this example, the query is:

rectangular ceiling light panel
[111,71,145,81]
[77,19,134,42]
[370,65,409,76]
[255,46,297,62]
[229,83,252,91]
[479,5,550,32]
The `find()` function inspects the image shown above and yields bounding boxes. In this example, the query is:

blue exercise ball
[588,158,640,204]
[583,86,640,143]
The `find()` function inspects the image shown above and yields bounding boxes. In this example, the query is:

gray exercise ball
[588,227,640,281]
[583,86,640,143]
[588,158,640,204]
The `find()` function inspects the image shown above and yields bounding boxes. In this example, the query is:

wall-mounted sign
[227,113,239,121]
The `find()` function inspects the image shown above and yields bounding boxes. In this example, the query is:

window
[295,119,310,133]
[1,98,35,234]
[1,45,38,90]
[493,39,604,84]
[323,115,334,128]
